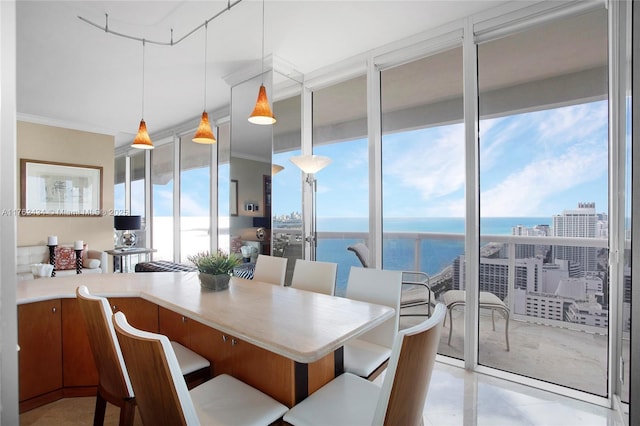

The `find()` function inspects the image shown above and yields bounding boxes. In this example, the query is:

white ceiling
[16,0,510,149]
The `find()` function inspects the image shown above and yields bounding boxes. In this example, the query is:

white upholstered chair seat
[284,373,379,426]
[114,311,287,425]
[191,373,288,425]
[343,339,391,378]
[170,341,211,376]
[284,304,446,426]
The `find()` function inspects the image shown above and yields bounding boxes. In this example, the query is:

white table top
[17,272,395,364]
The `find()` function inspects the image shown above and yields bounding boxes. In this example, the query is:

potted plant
[187,250,241,291]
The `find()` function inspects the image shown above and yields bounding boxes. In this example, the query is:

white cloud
[480,146,607,216]
[384,124,465,201]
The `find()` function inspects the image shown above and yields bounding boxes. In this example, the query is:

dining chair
[76,286,212,425]
[343,266,402,379]
[290,259,338,295]
[113,310,288,425]
[75,286,135,426]
[252,254,288,286]
[284,303,446,426]
[348,242,434,316]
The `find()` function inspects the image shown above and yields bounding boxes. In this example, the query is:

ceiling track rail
[77,0,244,47]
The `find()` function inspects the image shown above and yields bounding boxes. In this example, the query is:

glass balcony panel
[180,134,212,263]
[151,142,174,261]
[130,150,147,246]
[478,8,609,396]
[380,46,465,357]
[312,76,368,296]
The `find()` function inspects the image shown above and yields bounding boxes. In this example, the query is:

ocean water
[315,217,550,295]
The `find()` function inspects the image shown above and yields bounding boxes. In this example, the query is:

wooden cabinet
[61,297,158,391]
[109,297,159,332]
[159,306,190,347]
[61,299,99,390]
[19,297,159,413]
[18,300,63,411]
[159,306,296,406]
[190,320,233,376]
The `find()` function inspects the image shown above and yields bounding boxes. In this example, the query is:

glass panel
[130,151,147,245]
[478,9,609,396]
[312,76,368,296]
[218,122,231,253]
[151,143,174,261]
[114,155,126,212]
[272,91,302,286]
[180,135,211,263]
[381,47,465,356]
[622,92,632,404]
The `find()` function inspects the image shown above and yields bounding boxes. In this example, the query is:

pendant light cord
[203,23,208,111]
[260,0,265,83]
[141,39,146,119]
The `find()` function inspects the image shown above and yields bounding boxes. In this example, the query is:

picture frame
[20,159,103,216]
[230,179,238,216]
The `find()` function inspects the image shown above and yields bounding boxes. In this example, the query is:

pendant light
[193,23,216,144]
[132,40,154,149]
[248,0,276,125]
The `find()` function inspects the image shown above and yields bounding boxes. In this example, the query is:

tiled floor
[21,361,626,426]
[418,363,625,426]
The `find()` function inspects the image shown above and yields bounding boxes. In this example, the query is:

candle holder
[75,249,83,274]
[48,244,57,277]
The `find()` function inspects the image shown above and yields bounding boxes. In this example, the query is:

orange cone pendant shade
[132,119,154,149]
[248,85,276,125]
[192,112,216,144]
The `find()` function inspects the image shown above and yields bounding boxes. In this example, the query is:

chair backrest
[113,311,198,426]
[345,266,402,347]
[252,254,288,286]
[347,243,370,268]
[373,303,446,425]
[290,259,338,295]
[75,285,134,399]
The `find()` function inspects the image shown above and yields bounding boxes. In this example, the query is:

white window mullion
[463,16,480,369]
[367,57,382,269]
[173,133,180,263]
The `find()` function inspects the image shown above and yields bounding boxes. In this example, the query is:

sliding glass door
[477,8,610,396]
[312,76,368,296]
[380,46,465,346]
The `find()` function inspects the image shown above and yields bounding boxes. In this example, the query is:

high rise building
[552,202,598,275]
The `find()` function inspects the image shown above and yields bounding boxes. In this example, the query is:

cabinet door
[158,307,189,347]
[18,300,63,402]
[61,298,98,388]
[231,338,294,407]
[190,320,233,376]
[108,297,158,332]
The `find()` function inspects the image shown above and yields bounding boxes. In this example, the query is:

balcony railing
[273,228,612,334]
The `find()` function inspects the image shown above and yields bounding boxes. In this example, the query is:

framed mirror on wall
[229,72,274,262]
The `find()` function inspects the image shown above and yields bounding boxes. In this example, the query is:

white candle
[74,240,83,250]
[47,236,58,245]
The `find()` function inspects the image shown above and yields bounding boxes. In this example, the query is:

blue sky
[140,99,609,220]
[274,99,609,219]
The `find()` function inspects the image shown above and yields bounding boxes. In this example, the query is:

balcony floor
[400,303,614,398]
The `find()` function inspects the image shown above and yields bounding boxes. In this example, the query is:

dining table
[17,271,395,408]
